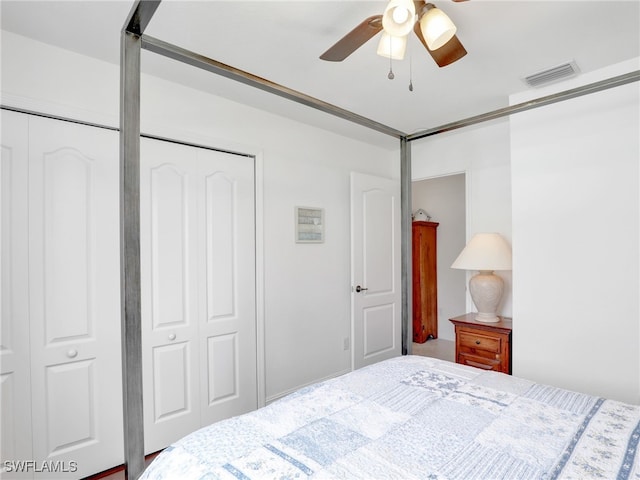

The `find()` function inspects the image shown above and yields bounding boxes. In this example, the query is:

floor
[411,338,456,362]
[83,454,159,480]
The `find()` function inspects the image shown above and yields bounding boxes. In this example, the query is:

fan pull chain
[409,54,414,91]
[387,34,395,79]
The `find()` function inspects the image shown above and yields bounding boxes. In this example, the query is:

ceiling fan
[320,0,467,68]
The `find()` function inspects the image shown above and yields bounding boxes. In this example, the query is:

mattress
[140,355,640,479]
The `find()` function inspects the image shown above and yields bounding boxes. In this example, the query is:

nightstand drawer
[458,352,501,371]
[450,314,512,375]
[458,330,501,353]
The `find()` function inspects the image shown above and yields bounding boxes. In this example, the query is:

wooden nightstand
[449,313,512,374]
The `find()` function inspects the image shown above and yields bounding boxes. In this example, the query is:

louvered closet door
[27,116,123,478]
[141,139,256,453]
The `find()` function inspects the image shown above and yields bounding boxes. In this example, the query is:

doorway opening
[411,173,466,360]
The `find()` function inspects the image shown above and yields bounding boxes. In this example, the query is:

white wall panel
[510,59,640,404]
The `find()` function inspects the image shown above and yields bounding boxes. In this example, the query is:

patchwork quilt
[140,355,640,479]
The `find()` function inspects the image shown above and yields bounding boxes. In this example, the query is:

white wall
[412,58,640,403]
[411,119,513,320]
[1,31,399,402]
[510,58,640,404]
[412,174,466,341]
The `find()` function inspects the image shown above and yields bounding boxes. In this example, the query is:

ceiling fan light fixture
[376,31,408,60]
[382,0,416,37]
[420,3,457,51]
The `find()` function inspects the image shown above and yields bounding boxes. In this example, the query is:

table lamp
[451,233,512,322]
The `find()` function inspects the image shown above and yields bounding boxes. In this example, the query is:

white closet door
[196,148,256,426]
[141,138,201,453]
[28,116,123,478]
[141,139,257,453]
[1,111,33,478]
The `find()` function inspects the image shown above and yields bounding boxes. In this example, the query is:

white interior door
[1,110,33,477]
[27,116,123,478]
[351,172,401,369]
[141,138,256,453]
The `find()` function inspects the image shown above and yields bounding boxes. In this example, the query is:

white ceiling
[2,0,639,147]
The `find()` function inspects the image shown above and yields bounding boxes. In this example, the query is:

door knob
[355,285,368,293]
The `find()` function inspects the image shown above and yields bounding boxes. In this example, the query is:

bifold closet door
[27,115,123,477]
[1,110,33,475]
[196,147,256,428]
[140,138,257,453]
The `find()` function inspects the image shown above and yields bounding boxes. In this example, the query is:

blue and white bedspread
[141,355,640,479]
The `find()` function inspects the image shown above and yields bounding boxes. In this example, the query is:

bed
[140,355,640,479]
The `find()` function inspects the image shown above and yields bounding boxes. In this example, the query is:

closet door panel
[205,172,235,319]
[141,138,200,453]
[149,164,191,329]
[41,147,92,342]
[0,110,32,477]
[152,342,191,420]
[45,360,96,453]
[28,117,122,478]
[197,149,256,425]
[206,333,238,403]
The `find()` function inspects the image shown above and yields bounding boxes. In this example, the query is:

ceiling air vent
[523,61,580,88]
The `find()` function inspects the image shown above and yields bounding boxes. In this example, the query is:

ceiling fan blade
[413,22,467,67]
[320,15,383,62]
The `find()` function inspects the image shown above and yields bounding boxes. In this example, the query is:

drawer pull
[67,349,78,358]
[475,340,481,345]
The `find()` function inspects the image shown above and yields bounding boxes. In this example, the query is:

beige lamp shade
[377,32,408,60]
[451,233,512,271]
[451,233,512,322]
[419,4,457,51]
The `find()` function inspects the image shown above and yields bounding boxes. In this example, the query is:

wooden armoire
[412,221,439,343]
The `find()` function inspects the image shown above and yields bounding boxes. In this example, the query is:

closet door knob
[355,285,368,293]
[67,349,78,358]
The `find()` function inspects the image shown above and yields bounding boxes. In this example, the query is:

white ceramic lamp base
[469,270,504,323]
